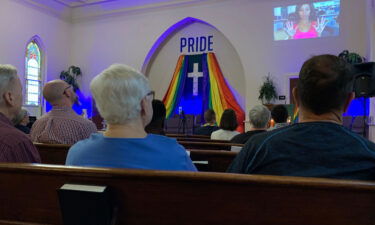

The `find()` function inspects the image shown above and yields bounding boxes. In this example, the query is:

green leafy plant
[338,50,366,65]
[60,66,82,91]
[258,74,277,104]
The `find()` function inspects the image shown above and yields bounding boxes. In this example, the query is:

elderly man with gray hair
[0,65,40,162]
[231,105,270,144]
[66,64,197,171]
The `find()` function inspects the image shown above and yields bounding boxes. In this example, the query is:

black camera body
[353,62,375,98]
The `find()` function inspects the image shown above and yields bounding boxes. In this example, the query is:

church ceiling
[54,0,117,8]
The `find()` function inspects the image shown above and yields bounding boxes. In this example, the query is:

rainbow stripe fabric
[163,52,245,132]
[292,106,299,123]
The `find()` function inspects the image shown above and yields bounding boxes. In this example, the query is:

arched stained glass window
[25,41,42,106]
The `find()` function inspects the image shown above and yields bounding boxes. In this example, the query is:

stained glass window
[25,41,42,106]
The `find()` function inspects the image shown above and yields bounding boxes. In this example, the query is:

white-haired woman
[66,64,196,171]
[13,108,30,134]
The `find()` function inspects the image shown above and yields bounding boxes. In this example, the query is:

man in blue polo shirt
[228,55,375,180]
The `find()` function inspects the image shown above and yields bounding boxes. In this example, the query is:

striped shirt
[31,107,97,145]
[0,113,40,163]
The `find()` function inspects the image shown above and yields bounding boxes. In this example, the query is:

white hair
[0,65,18,106]
[249,105,271,128]
[90,64,151,124]
[12,108,29,125]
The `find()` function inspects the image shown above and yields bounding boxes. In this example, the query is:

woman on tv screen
[285,3,328,39]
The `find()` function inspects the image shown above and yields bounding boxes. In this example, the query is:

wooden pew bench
[175,137,230,143]
[178,141,243,150]
[34,143,70,165]
[34,143,237,172]
[188,150,237,172]
[0,163,374,225]
[166,134,210,139]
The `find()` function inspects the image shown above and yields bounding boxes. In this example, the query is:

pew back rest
[34,143,237,173]
[176,137,230,143]
[178,141,243,150]
[189,150,237,172]
[0,164,375,225]
[34,143,70,165]
[166,134,210,139]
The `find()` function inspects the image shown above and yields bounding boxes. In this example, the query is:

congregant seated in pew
[231,105,270,144]
[228,55,375,181]
[211,109,240,140]
[30,79,97,144]
[13,108,31,134]
[145,99,166,135]
[66,64,197,171]
[194,109,219,136]
[0,65,40,163]
[267,104,290,131]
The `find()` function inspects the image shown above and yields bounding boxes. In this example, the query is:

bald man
[31,80,97,144]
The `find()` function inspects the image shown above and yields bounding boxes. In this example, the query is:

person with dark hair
[211,109,239,140]
[285,3,327,39]
[231,105,270,144]
[268,105,289,131]
[228,55,375,181]
[145,99,166,135]
[194,109,219,136]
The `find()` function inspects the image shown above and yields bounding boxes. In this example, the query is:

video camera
[353,62,375,98]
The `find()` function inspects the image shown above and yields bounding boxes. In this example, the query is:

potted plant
[338,50,366,65]
[258,74,277,106]
[60,66,82,91]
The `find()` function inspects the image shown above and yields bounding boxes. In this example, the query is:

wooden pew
[166,134,210,139]
[34,143,70,165]
[178,141,243,150]
[34,143,237,173]
[175,137,230,143]
[0,163,375,225]
[189,150,237,172]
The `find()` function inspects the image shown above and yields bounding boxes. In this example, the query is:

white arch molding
[142,17,246,113]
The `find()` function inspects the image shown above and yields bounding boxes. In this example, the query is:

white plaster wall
[70,0,368,118]
[0,0,71,116]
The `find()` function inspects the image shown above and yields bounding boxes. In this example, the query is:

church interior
[0,0,375,224]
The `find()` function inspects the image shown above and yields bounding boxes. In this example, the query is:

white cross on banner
[187,63,203,96]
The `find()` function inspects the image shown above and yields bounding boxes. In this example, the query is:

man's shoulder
[0,125,33,146]
[32,113,50,124]
[58,113,96,129]
[241,125,297,147]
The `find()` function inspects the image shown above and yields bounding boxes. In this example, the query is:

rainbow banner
[292,106,299,123]
[163,52,245,132]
